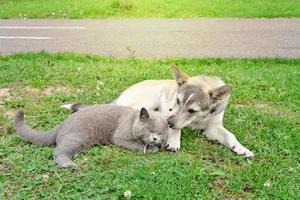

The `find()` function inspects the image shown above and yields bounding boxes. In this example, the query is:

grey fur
[14,105,168,169]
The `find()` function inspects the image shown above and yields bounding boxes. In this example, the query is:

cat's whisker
[143,144,148,153]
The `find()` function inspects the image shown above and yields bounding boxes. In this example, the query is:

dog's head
[167,65,232,129]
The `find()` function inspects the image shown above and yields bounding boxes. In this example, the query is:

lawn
[0,52,299,199]
[0,0,300,19]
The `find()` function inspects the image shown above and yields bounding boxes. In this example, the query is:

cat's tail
[14,110,57,146]
[61,103,90,112]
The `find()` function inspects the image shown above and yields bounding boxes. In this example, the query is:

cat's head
[132,108,169,146]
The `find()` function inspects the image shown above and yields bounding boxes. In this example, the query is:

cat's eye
[188,109,196,114]
[177,98,180,104]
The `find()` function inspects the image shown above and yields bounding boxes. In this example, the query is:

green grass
[1,0,300,19]
[0,52,299,199]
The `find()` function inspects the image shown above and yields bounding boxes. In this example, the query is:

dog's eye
[188,109,196,114]
[169,108,172,111]
[177,98,180,104]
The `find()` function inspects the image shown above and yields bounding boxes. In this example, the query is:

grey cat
[14,105,169,170]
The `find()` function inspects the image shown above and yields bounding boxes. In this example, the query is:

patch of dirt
[24,86,40,95]
[0,115,10,134]
[0,88,10,98]
[212,178,230,193]
[4,110,15,118]
[42,86,79,95]
[255,102,290,117]
[0,88,11,112]
[0,124,6,133]
[0,88,27,119]
[234,104,247,108]
[234,101,294,118]
[242,185,254,193]
[0,164,10,172]
[13,85,80,96]
[212,177,248,200]
[0,88,11,106]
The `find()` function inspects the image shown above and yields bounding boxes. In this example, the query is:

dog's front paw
[243,149,254,158]
[165,145,180,152]
[165,140,180,152]
[165,128,181,152]
[231,145,254,159]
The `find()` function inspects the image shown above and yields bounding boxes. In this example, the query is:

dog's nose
[168,124,174,128]
[167,115,175,128]
[153,137,158,141]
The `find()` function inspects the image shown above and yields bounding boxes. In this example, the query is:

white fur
[114,76,254,158]
[191,112,254,158]
[115,80,179,118]
[165,128,181,152]
[61,104,73,110]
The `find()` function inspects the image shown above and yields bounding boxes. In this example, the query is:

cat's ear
[139,108,150,120]
[208,84,233,103]
[172,65,190,86]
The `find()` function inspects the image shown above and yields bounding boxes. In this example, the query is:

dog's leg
[165,128,181,152]
[203,125,254,158]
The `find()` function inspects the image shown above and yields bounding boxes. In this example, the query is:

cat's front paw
[144,145,159,153]
[60,163,78,170]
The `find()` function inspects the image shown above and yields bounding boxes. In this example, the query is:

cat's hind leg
[54,138,87,170]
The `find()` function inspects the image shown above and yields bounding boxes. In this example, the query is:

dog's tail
[14,110,57,146]
[61,103,91,112]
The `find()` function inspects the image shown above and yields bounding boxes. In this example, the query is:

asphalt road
[0,19,299,58]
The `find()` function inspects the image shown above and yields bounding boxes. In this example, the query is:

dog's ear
[209,85,233,103]
[172,65,190,86]
[139,107,150,120]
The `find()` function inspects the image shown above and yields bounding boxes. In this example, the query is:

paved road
[0,19,299,58]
